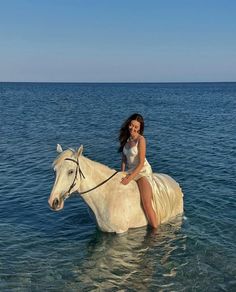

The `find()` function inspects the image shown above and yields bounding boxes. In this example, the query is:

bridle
[64,157,85,196]
[62,157,118,200]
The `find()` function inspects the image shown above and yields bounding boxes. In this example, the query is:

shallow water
[0,82,235,291]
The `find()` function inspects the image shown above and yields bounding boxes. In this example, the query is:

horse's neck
[79,155,114,193]
[78,156,115,223]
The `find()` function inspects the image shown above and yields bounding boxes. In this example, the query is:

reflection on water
[2,213,234,291]
[73,216,184,291]
[0,217,185,291]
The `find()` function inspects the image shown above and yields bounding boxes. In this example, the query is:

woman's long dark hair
[118,113,144,152]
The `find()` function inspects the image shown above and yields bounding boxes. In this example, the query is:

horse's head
[48,144,84,211]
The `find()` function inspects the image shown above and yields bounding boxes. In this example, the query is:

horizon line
[0,80,236,84]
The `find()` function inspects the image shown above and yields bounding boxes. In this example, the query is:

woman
[119,113,158,228]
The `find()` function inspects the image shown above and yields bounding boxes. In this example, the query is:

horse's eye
[68,169,74,175]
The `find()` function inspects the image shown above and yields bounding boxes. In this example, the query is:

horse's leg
[137,177,158,229]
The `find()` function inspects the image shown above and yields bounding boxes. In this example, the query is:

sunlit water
[0,82,235,291]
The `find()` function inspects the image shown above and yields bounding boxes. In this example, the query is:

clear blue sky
[0,0,235,82]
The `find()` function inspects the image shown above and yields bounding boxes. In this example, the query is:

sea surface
[0,82,235,291]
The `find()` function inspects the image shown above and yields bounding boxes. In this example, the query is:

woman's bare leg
[137,177,158,228]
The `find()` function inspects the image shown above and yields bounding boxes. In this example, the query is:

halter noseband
[63,157,118,199]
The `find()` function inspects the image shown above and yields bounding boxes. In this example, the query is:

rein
[64,157,118,197]
[80,171,118,194]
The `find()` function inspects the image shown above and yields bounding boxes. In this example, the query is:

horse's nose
[52,198,59,210]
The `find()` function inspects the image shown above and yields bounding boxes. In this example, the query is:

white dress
[123,142,183,223]
[123,139,183,223]
[123,139,153,181]
[123,138,161,216]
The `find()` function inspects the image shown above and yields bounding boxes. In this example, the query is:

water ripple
[0,82,236,291]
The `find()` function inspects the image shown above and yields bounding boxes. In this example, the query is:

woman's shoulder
[137,135,146,145]
[138,135,145,141]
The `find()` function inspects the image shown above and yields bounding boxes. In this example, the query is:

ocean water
[0,82,235,291]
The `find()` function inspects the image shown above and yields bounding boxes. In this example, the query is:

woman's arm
[121,153,127,172]
[121,136,146,185]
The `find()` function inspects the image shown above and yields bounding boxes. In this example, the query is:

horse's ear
[57,144,63,153]
[78,145,83,156]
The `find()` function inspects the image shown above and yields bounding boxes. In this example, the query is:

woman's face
[129,120,140,136]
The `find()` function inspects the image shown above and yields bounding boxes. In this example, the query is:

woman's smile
[129,120,141,137]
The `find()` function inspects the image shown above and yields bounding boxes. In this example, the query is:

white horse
[48,145,184,234]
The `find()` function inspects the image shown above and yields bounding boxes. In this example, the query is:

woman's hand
[121,174,131,185]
